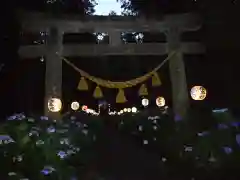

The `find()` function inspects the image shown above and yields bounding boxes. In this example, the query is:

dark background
[1,0,240,118]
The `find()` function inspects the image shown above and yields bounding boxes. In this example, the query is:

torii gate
[18,12,205,119]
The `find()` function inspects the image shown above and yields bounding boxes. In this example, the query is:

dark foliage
[15,0,96,15]
[120,0,198,16]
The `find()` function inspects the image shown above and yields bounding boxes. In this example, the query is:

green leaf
[21,135,30,145]
[18,123,28,131]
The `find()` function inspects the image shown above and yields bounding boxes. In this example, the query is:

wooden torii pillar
[167,27,190,118]
[44,27,63,119]
[18,12,204,119]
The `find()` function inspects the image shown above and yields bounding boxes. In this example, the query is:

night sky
[1,0,240,118]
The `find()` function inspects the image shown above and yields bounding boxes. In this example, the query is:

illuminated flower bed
[0,113,101,180]
[1,108,240,180]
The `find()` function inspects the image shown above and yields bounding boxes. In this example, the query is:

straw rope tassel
[152,72,161,87]
[138,84,148,96]
[116,89,127,103]
[78,77,88,90]
[93,86,103,98]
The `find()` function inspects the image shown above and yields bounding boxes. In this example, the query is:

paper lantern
[71,101,80,111]
[156,97,165,107]
[82,105,88,111]
[48,98,62,112]
[142,98,149,107]
[191,86,207,100]
[132,107,137,113]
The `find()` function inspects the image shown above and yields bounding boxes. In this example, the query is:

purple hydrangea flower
[197,131,209,137]
[217,123,228,129]
[223,147,232,154]
[57,151,67,159]
[0,135,13,141]
[40,116,49,121]
[236,134,240,146]
[41,166,55,175]
[7,113,25,120]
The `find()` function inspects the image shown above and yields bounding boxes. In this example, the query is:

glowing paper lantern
[156,97,165,107]
[71,101,80,111]
[132,107,137,113]
[82,105,88,111]
[190,86,207,100]
[48,98,62,112]
[142,98,149,107]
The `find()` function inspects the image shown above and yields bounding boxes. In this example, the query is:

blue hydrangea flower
[0,135,13,141]
[230,121,240,128]
[236,134,240,146]
[217,123,228,129]
[197,131,209,137]
[7,113,25,120]
[57,151,67,159]
[41,166,55,175]
[223,147,233,154]
[47,126,56,133]
[40,116,49,121]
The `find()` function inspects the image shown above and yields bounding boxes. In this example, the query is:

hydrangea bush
[0,113,102,180]
[1,108,240,180]
[117,108,240,178]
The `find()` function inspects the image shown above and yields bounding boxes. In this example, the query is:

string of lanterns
[47,86,207,114]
